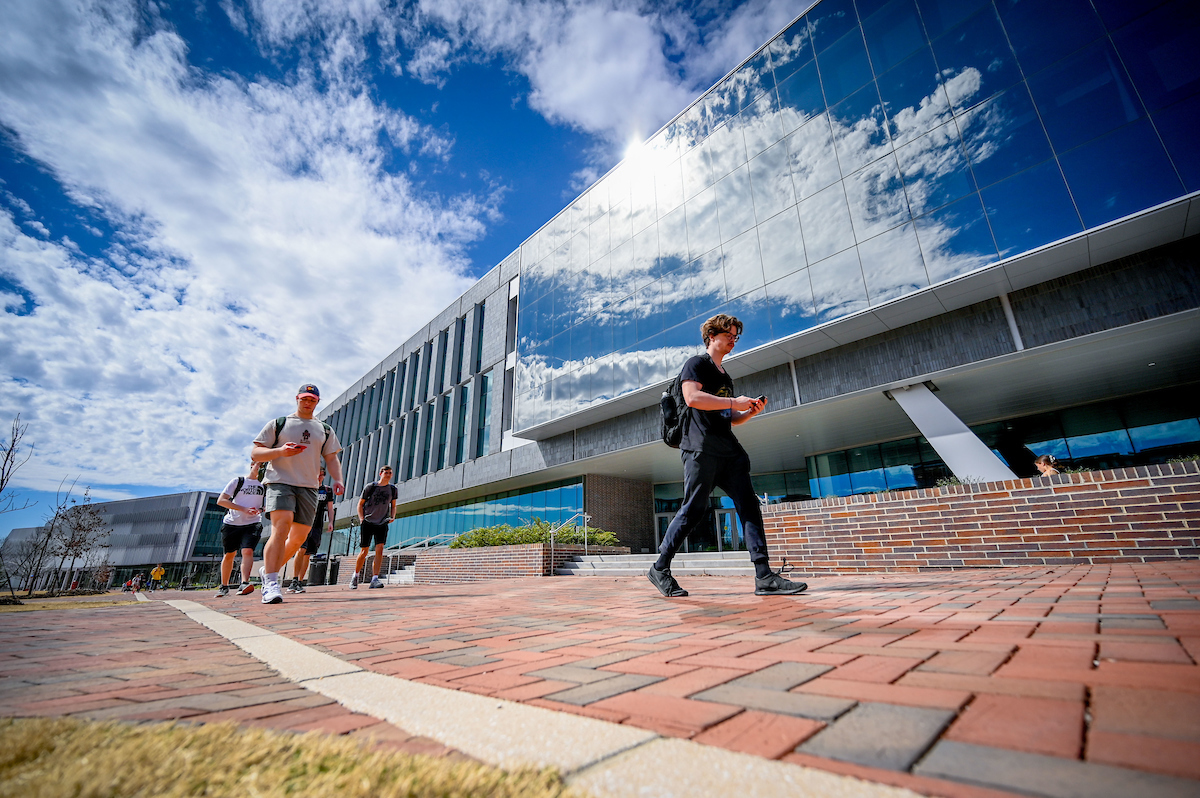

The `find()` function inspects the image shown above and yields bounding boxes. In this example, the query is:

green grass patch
[0,717,581,798]
[449,518,619,549]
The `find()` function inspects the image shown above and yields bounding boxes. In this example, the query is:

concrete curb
[163,599,923,798]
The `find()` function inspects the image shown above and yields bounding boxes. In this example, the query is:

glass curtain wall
[390,478,584,546]
[514,0,1198,432]
[654,385,1200,504]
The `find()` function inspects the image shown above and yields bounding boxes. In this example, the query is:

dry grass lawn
[0,598,144,613]
[0,717,581,798]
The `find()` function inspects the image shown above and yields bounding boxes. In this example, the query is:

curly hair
[701,313,743,345]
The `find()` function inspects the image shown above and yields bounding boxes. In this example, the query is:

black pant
[659,450,769,566]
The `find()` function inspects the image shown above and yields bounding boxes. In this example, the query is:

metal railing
[387,533,458,552]
[548,512,592,573]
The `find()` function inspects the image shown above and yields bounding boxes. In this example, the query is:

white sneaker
[261,580,283,604]
[369,577,383,589]
[350,573,359,589]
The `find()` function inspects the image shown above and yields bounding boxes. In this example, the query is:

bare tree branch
[0,414,35,517]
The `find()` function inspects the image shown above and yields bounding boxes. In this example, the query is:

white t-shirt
[253,414,342,488]
[221,476,264,526]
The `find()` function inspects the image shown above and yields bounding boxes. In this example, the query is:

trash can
[309,560,327,587]
[327,559,340,586]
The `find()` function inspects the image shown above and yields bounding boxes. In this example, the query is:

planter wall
[764,461,1199,572]
[414,543,630,583]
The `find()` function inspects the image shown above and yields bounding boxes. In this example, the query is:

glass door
[715,509,743,551]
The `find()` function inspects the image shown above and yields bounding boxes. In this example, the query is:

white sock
[267,572,279,584]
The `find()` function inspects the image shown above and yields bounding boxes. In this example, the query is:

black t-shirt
[310,485,331,533]
[360,481,399,524]
[679,354,744,457]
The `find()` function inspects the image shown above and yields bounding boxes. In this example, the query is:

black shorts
[359,521,388,549]
[302,525,323,553]
[221,523,263,554]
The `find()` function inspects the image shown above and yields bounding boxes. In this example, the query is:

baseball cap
[298,384,320,399]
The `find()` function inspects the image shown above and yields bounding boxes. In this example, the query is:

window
[436,398,451,471]
[420,402,434,476]
[404,408,419,481]
[474,302,486,373]
[476,373,492,458]
[453,317,466,384]
[455,385,471,464]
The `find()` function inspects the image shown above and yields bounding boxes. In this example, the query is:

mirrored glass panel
[749,139,797,223]
[844,152,911,241]
[996,0,1106,76]
[808,247,868,321]
[1057,118,1183,227]
[513,0,1196,432]
[758,205,807,283]
[858,222,928,304]
[861,0,926,74]
[766,267,818,338]
[1027,39,1144,153]
[929,5,1022,112]
[716,166,757,243]
[799,181,856,262]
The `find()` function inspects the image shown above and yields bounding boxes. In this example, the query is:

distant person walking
[350,466,397,590]
[1034,454,1061,477]
[214,461,266,597]
[149,564,165,591]
[252,384,344,605]
[287,468,335,593]
[649,314,808,598]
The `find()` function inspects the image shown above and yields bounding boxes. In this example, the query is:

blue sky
[0,0,805,537]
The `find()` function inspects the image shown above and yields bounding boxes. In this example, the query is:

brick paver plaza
[3,563,1199,797]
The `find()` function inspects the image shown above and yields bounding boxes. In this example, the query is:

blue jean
[659,450,769,566]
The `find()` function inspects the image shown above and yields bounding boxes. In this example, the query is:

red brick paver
[5,562,1200,798]
[0,601,472,762]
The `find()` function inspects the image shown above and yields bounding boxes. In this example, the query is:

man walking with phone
[252,384,344,605]
[649,314,807,598]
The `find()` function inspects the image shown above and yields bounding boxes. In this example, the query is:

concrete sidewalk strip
[168,600,361,682]
[310,670,656,773]
[160,600,924,797]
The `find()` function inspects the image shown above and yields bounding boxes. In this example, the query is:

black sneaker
[215,585,229,597]
[647,565,688,597]
[754,572,808,596]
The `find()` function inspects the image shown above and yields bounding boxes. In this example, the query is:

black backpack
[660,372,688,448]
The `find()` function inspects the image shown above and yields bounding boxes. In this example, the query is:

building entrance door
[654,514,673,553]
[715,509,744,552]
[655,512,723,552]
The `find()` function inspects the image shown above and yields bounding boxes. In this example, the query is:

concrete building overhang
[370,305,1198,518]
[512,193,1200,443]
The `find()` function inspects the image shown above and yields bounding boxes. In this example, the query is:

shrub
[450,517,619,549]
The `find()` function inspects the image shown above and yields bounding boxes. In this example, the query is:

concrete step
[386,565,415,585]
[555,550,755,577]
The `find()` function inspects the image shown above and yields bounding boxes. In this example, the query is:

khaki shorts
[264,484,318,527]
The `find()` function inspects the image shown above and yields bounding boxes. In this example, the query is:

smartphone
[756,395,767,403]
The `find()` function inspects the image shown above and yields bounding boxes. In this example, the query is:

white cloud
[0,0,483,494]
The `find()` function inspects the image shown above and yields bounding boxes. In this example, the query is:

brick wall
[585,474,655,552]
[764,461,1199,572]
[414,544,629,583]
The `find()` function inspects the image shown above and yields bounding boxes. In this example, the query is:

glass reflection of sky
[515,0,1197,430]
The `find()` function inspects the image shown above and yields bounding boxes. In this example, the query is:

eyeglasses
[719,330,741,341]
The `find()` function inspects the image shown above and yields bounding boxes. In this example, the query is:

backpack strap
[271,416,287,447]
[271,417,332,448]
[229,476,245,500]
